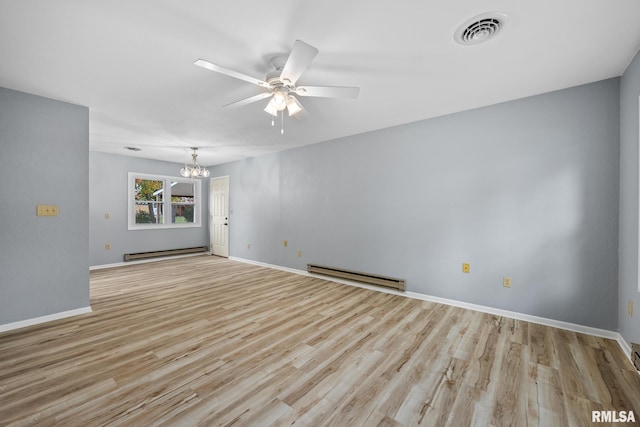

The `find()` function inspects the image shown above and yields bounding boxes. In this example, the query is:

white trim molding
[230,257,636,368]
[637,95,640,293]
[90,252,212,271]
[127,172,202,231]
[0,307,92,334]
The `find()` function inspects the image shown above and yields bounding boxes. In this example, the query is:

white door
[210,176,229,257]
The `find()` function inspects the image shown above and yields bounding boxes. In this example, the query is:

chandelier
[180,147,210,178]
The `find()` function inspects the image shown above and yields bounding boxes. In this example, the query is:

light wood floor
[1,256,639,426]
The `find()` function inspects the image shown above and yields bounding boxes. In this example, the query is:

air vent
[455,12,509,45]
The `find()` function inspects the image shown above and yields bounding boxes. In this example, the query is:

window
[128,172,202,230]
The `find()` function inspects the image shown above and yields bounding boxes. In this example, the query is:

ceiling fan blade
[295,85,360,99]
[279,40,319,85]
[194,59,270,89]
[223,92,272,108]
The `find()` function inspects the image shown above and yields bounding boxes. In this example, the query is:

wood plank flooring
[1,256,639,426]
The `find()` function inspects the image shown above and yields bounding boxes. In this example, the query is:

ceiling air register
[454,12,509,45]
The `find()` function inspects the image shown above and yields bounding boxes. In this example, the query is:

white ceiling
[1,0,639,166]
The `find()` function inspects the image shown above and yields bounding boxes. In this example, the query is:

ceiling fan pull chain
[281,110,285,134]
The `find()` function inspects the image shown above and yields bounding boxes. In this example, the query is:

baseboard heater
[307,264,406,291]
[123,246,208,262]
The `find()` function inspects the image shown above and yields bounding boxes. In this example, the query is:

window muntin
[128,173,201,230]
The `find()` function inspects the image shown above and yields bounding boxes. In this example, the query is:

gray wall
[213,78,620,330]
[0,87,89,324]
[619,49,640,346]
[89,152,210,266]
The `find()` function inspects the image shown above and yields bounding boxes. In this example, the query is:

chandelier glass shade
[180,147,210,178]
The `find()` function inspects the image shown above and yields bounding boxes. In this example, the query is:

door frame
[209,175,230,257]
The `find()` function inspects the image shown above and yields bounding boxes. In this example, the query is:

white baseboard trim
[617,335,633,362]
[90,252,213,271]
[229,257,635,366]
[229,257,307,276]
[0,306,92,334]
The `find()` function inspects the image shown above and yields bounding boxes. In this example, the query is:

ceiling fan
[194,40,360,119]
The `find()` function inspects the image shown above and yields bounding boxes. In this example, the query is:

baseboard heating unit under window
[307,264,406,291]
[124,246,208,262]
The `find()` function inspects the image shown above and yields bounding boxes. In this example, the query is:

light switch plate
[36,205,58,216]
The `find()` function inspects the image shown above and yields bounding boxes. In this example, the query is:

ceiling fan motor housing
[269,55,287,71]
[267,55,294,89]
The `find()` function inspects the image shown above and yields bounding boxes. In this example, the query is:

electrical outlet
[629,300,634,317]
[105,243,111,250]
[462,263,470,273]
[105,212,110,219]
[247,243,251,249]
[283,240,288,247]
[297,249,302,257]
[503,276,512,288]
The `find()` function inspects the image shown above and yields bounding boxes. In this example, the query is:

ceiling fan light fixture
[195,39,360,129]
[264,99,278,116]
[272,90,288,111]
[286,96,303,116]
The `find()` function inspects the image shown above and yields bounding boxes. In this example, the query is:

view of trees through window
[134,178,164,224]
[129,173,200,229]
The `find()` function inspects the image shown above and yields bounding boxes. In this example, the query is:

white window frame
[128,172,202,230]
